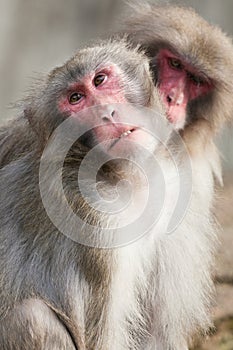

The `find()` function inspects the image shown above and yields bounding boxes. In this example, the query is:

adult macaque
[120,3,233,349]
[0,39,165,350]
[0,6,233,350]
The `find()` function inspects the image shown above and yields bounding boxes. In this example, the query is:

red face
[157,49,213,128]
[58,65,141,153]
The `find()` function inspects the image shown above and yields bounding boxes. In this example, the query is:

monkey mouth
[120,128,136,138]
[109,127,137,149]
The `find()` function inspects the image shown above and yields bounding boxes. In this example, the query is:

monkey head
[123,5,233,131]
[26,39,165,159]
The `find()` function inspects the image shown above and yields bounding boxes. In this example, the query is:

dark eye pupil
[169,58,183,70]
[187,73,204,85]
[94,74,106,87]
[69,92,83,104]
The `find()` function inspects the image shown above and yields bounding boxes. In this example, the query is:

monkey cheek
[127,129,157,154]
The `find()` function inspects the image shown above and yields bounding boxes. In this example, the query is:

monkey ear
[24,107,33,126]
[24,107,49,147]
[24,107,40,136]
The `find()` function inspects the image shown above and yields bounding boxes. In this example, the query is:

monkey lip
[109,127,137,149]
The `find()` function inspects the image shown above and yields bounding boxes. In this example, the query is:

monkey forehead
[125,5,233,81]
[48,40,150,85]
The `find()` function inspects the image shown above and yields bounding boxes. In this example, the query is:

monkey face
[38,40,165,157]
[156,49,213,129]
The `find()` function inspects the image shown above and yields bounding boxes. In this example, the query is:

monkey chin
[79,127,160,190]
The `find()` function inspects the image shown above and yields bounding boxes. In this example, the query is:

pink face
[58,65,138,152]
[157,49,213,128]
[59,65,127,113]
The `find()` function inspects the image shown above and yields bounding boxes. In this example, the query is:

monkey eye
[187,72,204,86]
[168,57,183,70]
[94,73,107,87]
[69,92,84,104]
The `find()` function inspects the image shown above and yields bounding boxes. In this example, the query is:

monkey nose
[101,109,115,123]
[167,90,184,106]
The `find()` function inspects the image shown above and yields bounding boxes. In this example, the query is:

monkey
[117,3,233,348]
[1,6,233,350]
[0,38,168,350]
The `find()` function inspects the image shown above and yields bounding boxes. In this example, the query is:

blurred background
[0,0,232,349]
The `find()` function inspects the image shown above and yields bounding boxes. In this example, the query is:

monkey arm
[0,298,78,350]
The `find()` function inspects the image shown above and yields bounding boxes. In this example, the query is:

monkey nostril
[102,110,115,123]
[102,116,110,123]
[167,95,172,103]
